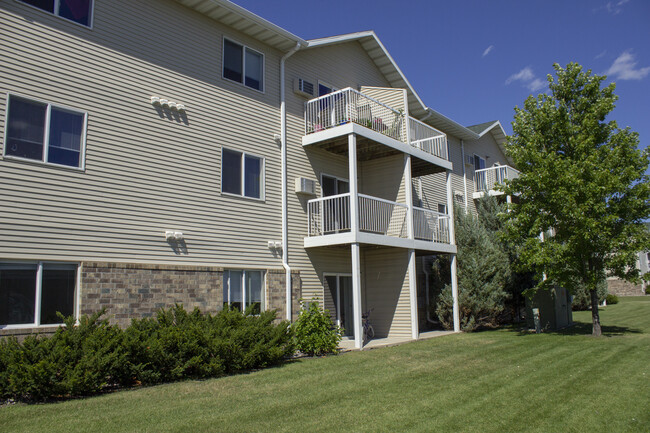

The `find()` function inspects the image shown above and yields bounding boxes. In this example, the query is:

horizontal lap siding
[0,0,284,267]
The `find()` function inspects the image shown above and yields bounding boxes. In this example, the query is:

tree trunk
[590,288,602,337]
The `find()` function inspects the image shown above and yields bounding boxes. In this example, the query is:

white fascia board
[302,123,452,171]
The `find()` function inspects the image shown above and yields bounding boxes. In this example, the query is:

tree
[503,62,650,336]
[435,204,510,331]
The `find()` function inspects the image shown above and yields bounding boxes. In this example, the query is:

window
[437,204,447,214]
[0,262,77,327]
[222,38,264,91]
[223,270,264,314]
[318,82,337,97]
[221,148,264,199]
[18,0,93,27]
[4,94,87,169]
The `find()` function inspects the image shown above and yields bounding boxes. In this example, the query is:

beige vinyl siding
[358,86,406,111]
[0,0,285,267]
[284,41,392,301]
[363,247,411,338]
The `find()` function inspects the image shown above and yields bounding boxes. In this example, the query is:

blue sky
[235,0,650,172]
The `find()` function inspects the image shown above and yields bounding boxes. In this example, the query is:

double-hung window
[18,0,93,27]
[0,262,78,328]
[223,270,264,314]
[222,38,264,91]
[221,148,264,199]
[4,94,87,169]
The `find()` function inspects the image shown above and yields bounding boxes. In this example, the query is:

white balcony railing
[307,193,450,245]
[408,116,448,160]
[413,207,450,244]
[305,88,405,141]
[304,88,448,161]
[475,165,520,193]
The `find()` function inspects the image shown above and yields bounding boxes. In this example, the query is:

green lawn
[1,297,649,433]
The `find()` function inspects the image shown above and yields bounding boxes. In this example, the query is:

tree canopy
[503,62,650,336]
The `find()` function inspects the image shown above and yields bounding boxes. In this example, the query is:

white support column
[348,134,363,349]
[404,154,414,240]
[446,170,460,332]
[408,248,418,340]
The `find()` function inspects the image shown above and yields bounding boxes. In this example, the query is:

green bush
[571,279,607,310]
[0,310,126,401]
[606,294,619,305]
[0,306,294,402]
[293,300,342,356]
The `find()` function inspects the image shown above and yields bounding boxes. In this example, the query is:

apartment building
[0,0,516,348]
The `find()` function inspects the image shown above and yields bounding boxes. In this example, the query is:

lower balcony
[305,193,455,253]
[473,165,520,198]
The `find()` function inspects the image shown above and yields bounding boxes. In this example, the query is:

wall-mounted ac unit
[465,154,475,165]
[294,78,315,98]
[295,177,316,195]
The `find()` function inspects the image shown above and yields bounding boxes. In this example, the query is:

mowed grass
[1,297,649,433]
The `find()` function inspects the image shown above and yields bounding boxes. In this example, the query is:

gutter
[280,43,302,321]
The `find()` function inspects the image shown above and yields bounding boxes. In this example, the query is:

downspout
[460,139,468,213]
[280,43,302,321]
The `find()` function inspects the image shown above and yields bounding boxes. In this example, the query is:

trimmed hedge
[0,306,293,402]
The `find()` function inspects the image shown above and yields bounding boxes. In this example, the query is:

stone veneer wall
[266,270,302,322]
[81,262,222,328]
[607,278,645,297]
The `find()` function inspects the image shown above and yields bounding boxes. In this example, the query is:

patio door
[325,274,354,338]
[321,174,350,233]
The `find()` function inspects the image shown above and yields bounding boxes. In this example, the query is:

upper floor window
[222,38,264,92]
[0,262,78,328]
[18,0,93,27]
[4,94,87,169]
[221,148,264,200]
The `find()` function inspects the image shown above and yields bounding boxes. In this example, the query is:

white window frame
[15,0,95,29]
[3,92,88,171]
[223,269,266,313]
[473,153,486,171]
[317,81,338,97]
[222,37,265,93]
[0,261,80,329]
[220,147,265,201]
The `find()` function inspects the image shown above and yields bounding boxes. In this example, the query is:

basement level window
[222,38,264,92]
[4,94,88,169]
[17,0,93,27]
[0,262,78,328]
[223,270,264,315]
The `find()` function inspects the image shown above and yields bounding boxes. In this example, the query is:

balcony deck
[305,192,456,253]
[302,88,452,175]
[473,165,520,198]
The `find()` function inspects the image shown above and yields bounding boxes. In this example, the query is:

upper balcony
[302,88,451,174]
[305,192,455,253]
[473,165,520,198]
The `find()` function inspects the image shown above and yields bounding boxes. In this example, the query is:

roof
[306,31,479,141]
[174,0,307,51]
[466,120,513,166]
[467,121,499,135]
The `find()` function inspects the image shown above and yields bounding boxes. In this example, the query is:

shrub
[0,306,294,402]
[571,279,607,310]
[606,294,619,305]
[293,300,342,356]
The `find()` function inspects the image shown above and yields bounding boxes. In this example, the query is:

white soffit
[174,0,307,51]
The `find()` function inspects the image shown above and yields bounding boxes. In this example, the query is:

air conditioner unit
[294,78,315,98]
[465,154,475,165]
[295,177,316,195]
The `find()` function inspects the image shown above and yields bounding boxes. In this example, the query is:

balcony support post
[348,133,363,349]
[408,248,419,340]
[446,169,460,332]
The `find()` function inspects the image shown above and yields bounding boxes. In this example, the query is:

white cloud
[595,50,607,60]
[482,45,494,57]
[506,67,547,92]
[597,0,630,15]
[606,51,650,80]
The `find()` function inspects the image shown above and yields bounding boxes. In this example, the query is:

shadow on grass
[503,321,642,337]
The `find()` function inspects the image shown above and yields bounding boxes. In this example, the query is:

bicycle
[362,309,375,344]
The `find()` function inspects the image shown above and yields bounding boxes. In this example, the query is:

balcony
[474,165,520,198]
[303,88,451,173]
[305,193,454,252]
